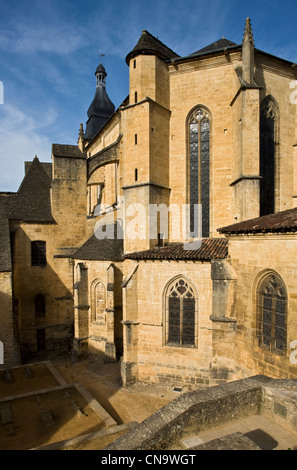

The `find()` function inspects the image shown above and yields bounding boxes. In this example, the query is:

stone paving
[1,358,297,451]
[179,414,297,450]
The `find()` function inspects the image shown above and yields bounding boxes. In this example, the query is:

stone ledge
[105,375,265,450]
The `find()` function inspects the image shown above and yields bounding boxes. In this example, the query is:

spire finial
[78,123,84,137]
[78,123,85,151]
[243,17,254,46]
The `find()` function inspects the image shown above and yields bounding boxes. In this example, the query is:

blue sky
[0,0,297,191]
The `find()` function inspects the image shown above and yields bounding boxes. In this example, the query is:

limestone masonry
[1,18,297,388]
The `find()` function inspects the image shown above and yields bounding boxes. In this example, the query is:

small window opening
[135,168,138,182]
[31,241,46,266]
[158,233,164,247]
[35,294,46,317]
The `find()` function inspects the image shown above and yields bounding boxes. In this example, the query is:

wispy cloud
[0,104,55,191]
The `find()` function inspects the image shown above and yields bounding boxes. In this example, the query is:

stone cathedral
[1,18,297,387]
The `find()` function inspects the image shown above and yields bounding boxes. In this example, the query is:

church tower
[84,62,115,142]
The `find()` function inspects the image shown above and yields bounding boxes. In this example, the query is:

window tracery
[188,107,210,238]
[257,273,287,354]
[165,277,198,347]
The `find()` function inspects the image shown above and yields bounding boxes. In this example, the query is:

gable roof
[0,196,13,271]
[218,208,297,235]
[8,156,54,223]
[124,238,228,261]
[126,30,179,65]
[191,38,238,56]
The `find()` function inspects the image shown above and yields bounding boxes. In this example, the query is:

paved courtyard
[1,357,297,450]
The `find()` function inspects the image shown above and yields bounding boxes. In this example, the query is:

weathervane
[98,51,105,63]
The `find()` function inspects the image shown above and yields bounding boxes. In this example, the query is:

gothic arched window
[188,107,210,238]
[257,273,287,354]
[91,280,106,322]
[260,97,277,216]
[165,277,198,348]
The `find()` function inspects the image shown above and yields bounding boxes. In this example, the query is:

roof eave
[167,44,242,65]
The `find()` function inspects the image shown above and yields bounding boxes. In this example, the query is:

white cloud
[0,104,54,191]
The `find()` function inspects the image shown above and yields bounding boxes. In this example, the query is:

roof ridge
[141,30,179,56]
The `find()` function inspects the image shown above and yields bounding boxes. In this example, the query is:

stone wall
[0,272,18,369]
[105,375,297,450]
[227,234,297,380]
[121,259,214,386]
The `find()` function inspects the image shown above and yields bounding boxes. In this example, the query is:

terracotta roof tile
[124,238,228,261]
[218,208,297,234]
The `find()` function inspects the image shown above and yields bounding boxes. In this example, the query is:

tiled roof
[126,30,179,65]
[124,238,228,261]
[52,144,86,158]
[0,196,13,271]
[218,208,297,234]
[189,38,238,56]
[9,156,54,223]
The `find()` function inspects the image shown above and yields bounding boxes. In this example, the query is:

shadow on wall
[0,285,20,369]
[11,228,75,362]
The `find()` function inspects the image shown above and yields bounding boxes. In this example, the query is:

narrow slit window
[35,294,46,317]
[188,107,210,238]
[260,97,276,216]
[135,168,138,182]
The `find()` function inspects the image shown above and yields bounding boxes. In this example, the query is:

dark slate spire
[85,62,115,142]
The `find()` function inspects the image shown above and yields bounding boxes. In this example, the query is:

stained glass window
[189,108,210,238]
[257,274,287,354]
[260,97,276,216]
[165,278,197,347]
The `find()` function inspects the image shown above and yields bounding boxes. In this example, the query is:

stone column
[104,264,117,362]
[73,263,89,360]
[210,259,238,384]
[231,18,262,222]
[121,263,139,385]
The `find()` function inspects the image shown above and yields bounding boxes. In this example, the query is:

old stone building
[1,18,297,387]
